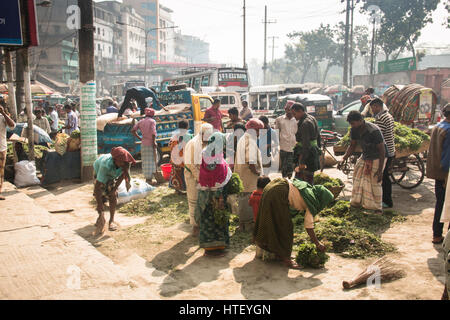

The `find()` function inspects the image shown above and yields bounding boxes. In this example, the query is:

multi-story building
[158,4,175,62]
[175,33,210,64]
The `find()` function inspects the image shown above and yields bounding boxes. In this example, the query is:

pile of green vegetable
[6,143,49,166]
[224,173,244,195]
[70,130,80,139]
[336,120,429,152]
[295,242,330,268]
[313,172,344,190]
[292,200,406,267]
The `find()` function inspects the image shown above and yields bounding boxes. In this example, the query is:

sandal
[432,236,444,244]
[282,258,302,270]
[109,222,119,231]
[203,250,226,257]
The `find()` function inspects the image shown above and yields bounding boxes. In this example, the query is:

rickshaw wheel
[390,154,425,189]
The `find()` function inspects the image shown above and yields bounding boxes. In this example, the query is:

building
[174,33,210,64]
[158,4,175,62]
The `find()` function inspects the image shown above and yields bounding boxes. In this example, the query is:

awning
[36,73,70,91]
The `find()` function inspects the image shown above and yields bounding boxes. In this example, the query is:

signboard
[156,90,192,106]
[378,57,416,74]
[80,81,97,166]
[418,91,433,120]
[0,0,23,46]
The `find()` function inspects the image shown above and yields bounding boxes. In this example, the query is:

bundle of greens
[70,130,80,139]
[337,120,429,152]
[295,242,330,268]
[224,173,244,195]
[313,172,344,190]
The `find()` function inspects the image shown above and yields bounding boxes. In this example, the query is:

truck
[96,90,214,165]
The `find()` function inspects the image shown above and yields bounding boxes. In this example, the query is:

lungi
[0,151,6,192]
[141,144,156,179]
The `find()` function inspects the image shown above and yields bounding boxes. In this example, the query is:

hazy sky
[97,0,450,65]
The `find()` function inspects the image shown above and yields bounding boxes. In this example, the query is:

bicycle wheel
[390,154,425,189]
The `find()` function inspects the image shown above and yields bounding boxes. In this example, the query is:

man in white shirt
[274,101,298,178]
[0,104,16,200]
[48,106,59,135]
[239,100,253,121]
[33,109,51,134]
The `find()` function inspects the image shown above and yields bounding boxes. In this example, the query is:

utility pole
[78,0,97,182]
[15,51,25,116]
[4,50,17,121]
[349,0,355,88]
[343,0,351,87]
[262,6,276,85]
[20,48,35,161]
[243,0,246,69]
[370,16,376,76]
[269,36,279,63]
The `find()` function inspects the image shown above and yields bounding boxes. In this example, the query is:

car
[333,100,366,135]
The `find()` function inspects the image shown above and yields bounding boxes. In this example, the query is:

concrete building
[158,4,175,62]
[174,33,210,64]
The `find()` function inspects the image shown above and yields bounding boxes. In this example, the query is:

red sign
[25,0,39,47]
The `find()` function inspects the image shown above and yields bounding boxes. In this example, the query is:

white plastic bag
[117,178,155,204]
[14,160,40,187]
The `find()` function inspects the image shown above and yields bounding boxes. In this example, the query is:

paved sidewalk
[0,182,163,299]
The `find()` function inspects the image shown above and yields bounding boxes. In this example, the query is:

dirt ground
[34,161,448,300]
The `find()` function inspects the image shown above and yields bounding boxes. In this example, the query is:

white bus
[247,84,306,115]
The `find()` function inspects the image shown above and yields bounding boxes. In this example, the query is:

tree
[361,0,440,61]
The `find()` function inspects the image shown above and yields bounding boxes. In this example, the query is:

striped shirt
[375,110,395,157]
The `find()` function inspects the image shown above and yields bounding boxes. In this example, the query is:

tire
[390,154,425,189]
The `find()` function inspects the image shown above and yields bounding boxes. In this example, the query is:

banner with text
[80,81,97,166]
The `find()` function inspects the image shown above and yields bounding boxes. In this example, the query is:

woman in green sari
[194,132,233,257]
[253,177,334,269]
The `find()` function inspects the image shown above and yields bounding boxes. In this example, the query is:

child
[249,176,271,222]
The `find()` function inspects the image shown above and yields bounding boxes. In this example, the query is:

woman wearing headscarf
[93,146,136,236]
[132,108,157,184]
[195,132,233,257]
[253,177,334,269]
[184,123,214,236]
[169,120,193,193]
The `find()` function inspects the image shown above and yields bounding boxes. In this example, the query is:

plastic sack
[14,160,40,187]
[117,178,155,204]
[55,133,69,156]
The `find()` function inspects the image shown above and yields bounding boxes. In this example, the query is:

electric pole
[349,0,355,88]
[78,0,97,182]
[243,0,246,69]
[343,0,351,87]
[4,50,17,121]
[20,48,35,161]
[269,36,279,62]
[262,6,276,85]
[370,16,376,76]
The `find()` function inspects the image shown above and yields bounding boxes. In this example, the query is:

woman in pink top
[132,108,157,184]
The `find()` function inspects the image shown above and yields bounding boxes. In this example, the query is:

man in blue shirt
[106,101,118,114]
[117,86,164,117]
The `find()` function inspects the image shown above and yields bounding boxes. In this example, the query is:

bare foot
[109,221,119,231]
[92,216,106,236]
[282,258,302,270]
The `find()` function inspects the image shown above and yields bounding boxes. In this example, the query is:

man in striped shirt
[370,98,395,208]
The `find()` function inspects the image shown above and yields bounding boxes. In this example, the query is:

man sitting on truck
[117,86,165,118]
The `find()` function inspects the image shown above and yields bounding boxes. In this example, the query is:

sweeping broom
[342,256,406,289]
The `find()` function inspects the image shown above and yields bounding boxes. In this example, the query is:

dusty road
[24,163,448,300]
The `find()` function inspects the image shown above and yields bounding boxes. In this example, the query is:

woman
[253,177,333,269]
[194,132,232,257]
[169,120,193,192]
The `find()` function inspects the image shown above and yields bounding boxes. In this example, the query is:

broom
[342,256,406,289]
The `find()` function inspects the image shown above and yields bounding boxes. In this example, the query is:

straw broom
[342,257,406,289]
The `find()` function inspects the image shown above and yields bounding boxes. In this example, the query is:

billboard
[378,57,417,74]
[0,0,23,46]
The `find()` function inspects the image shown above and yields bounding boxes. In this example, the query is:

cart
[333,141,428,189]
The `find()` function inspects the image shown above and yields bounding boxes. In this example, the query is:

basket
[329,184,345,199]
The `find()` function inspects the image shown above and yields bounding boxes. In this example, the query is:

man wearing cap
[427,103,450,244]
[93,146,136,235]
[132,108,158,184]
[275,100,298,178]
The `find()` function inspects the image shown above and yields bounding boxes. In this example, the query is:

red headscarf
[111,147,136,165]
[360,95,372,106]
[284,100,296,110]
[245,118,264,130]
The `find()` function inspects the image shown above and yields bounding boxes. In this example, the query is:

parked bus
[248,84,306,115]
[161,67,249,93]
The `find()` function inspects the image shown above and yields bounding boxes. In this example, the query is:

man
[258,115,278,174]
[370,98,395,208]
[106,101,118,114]
[291,103,321,184]
[426,103,450,244]
[365,87,375,98]
[224,107,245,130]
[203,99,223,132]
[63,104,79,135]
[275,100,298,178]
[48,106,59,137]
[131,108,157,185]
[71,103,80,122]
[93,146,136,235]
[184,123,214,236]
[17,108,36,123]
[33,109,51,135]
[240,100,253,121]
[0,104,15,200]
[117,86,164,118]
[340,111,386,214]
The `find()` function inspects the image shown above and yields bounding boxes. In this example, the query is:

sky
[97,0,450,66]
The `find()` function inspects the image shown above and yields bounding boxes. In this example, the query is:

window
[342,101,362,114]
[194,77,201,91]
[201,76,210,86]
[229,96,235,105]
[220,96,229,105]
[98,43,101,51]
[102,29,105,36]
[200,98,212,111]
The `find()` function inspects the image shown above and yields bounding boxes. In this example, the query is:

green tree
[361,0,440,61]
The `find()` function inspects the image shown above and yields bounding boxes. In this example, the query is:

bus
[161,67,249,93]
[247,84,306,115]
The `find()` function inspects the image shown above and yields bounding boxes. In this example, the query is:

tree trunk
[408,37,416,62]
[322,62,332,84]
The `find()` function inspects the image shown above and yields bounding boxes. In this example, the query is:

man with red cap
[132,108,158,184]
[93,146,136,235]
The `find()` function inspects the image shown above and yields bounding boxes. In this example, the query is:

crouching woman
[253,178,334,269]
[93,146,136,236]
